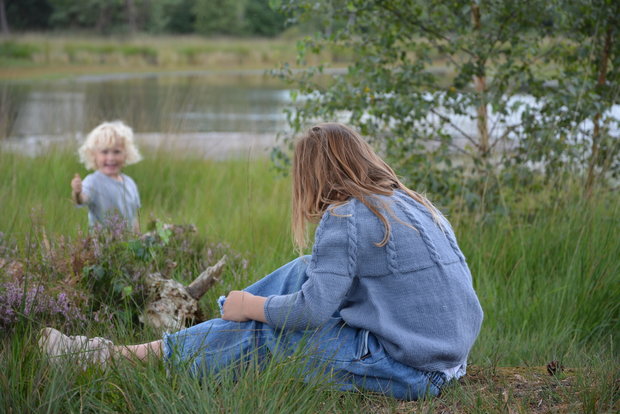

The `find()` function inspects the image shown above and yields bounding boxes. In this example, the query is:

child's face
[94,144,126,179]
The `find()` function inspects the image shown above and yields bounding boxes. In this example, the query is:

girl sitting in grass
[71,121,142,232]
[42,122,483,401]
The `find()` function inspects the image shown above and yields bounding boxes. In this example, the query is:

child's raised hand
[71,173,82,193]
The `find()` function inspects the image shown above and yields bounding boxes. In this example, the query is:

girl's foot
[38,327,114,368]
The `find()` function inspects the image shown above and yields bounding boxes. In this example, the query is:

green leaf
[269,0,282,10]
[156,221,172,245]
[122,285,133,298]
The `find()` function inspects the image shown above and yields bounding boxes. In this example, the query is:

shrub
[0,41,39,60]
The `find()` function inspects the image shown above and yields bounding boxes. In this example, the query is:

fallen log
[139,255,227,333]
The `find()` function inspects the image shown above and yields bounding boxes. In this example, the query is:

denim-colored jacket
[265,190,483,371]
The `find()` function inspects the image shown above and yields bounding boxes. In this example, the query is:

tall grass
[0,147,296,274]
[1,148,618,412]
[457,193,619,366]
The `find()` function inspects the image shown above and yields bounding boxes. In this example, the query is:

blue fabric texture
[163,191,483,400]
[217,295,226,316]
[264,191,483,372]
[81,170,140,227]
[164,256,446,400]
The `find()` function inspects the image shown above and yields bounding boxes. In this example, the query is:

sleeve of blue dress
[264,203,357,331]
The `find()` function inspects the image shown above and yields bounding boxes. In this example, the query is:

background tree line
[0,0,287,37]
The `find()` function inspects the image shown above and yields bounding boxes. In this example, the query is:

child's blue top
[264,190,484,372]
[81,171,141,227]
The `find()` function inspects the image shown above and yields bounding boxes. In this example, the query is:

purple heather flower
[0,281,86,328]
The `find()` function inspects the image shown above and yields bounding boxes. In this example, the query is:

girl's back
[309,190,483,372]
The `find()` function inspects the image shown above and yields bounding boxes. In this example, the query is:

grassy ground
[0,148,618,412]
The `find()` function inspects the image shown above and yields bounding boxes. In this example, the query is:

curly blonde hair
[291,122,440,250]
[78,121,142,170]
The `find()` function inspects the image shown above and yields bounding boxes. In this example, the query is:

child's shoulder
[82,172,98,184]
[119,173,137,185]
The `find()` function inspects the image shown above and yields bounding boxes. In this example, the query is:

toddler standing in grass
[44,122,483,401]
[71,121,142,232]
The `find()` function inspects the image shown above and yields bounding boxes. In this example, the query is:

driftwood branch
[186,255,227,300]
[140,255,227,333]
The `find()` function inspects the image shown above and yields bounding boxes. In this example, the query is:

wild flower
[1,213,250,331]
[0,280,86,329]
[93,212,131,243]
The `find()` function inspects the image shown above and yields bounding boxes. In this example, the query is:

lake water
[2,70,618,159]
[0,70,292,158]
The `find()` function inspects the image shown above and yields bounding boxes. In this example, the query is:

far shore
[0,33,351,81]
[0,132,280,160]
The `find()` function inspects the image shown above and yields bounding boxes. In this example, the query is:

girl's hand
[221,291,267,323]
[71,173,82,193]
[221,291,250,322]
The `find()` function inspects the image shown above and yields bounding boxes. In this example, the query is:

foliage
[0,213,248,331]
[48,0,128,34]
[0,231,88,331]
[0,278,87,330]
[193,0,285,37]
[0,40,38,59]
[4,0,53,30]
[193,0,246,36]
[272,0,620,208]
[519,0,620,197]
[148,0,195,34]
[1,150,617,357]
[244,0,287,37]
[2,0,288,37]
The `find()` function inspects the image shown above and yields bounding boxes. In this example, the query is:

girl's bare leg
[115,340,162,362]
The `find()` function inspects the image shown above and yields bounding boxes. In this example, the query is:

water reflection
[0,71,292,158]
[3,71,618,159]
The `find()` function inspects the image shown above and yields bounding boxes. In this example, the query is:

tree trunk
[0,0,10,35]
[584,25,613,199]
[95,5,110,33]
[126,0,137,33]
[471,2,490,159]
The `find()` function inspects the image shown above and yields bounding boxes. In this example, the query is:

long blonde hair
[292,122,440,249]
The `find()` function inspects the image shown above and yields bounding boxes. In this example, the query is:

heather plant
[90,222,248,324]
[0,212,249,331]
[0,280,87,331]
[79,214,149,324]
[137,219,249,285]
[0,233,87,331]
[0,229,92,331]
